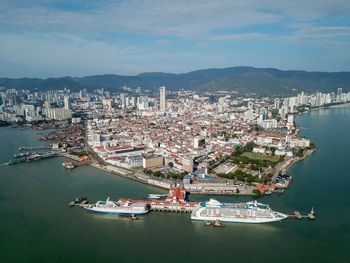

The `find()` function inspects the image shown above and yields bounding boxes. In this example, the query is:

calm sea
[1,106,350,263]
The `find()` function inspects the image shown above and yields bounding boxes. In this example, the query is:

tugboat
[213,219,224,227]
[204,221,211,226]
[131,214,138,220]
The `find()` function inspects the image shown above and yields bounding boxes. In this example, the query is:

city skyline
[1,0,350,78]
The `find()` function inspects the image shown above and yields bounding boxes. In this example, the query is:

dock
[288,210,316,220]
[62,160,93,169]
[119,188,199,213]
[8,151,58,165]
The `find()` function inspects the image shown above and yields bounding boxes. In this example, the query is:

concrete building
[193,137,205,149]
[182,157,194,173]
[64,96,71,110]
[46,108,72,120]
[160,86,166,112]
[142,154,163,169]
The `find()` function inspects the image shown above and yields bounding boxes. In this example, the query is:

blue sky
[0,0,350,78]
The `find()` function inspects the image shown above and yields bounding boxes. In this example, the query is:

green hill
[1,67,350,96]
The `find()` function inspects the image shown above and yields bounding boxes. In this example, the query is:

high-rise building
[159,86,166,112]
[274,98,280,109]
[44,101,51,109]
[337,88,343,102]
[120,94,126,108]
[46,108,72,120]
[64,96,71,110]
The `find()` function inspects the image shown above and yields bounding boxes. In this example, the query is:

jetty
[62,160,92,169]
[62,155,92,169]
[8,151,58,165]
[119,188,198,213]
[288,209,316,220]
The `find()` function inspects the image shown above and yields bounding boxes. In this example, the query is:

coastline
[304,102,350,114]
[6,122,319,197]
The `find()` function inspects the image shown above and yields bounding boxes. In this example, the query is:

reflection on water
[89,212,143,221]
[191,219,282,234]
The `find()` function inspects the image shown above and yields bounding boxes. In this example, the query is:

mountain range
[1,67,350,96]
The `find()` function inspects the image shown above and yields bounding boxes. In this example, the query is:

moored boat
[213,220,224,227]
[191,199,288,224]
[84,197,150,215]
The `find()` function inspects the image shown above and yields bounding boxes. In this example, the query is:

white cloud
[208,33,268,41]
[279,24,350,43]
[0,32,223,77]
[154,39,172,46]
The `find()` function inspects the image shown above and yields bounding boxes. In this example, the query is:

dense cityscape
[1,86,349,195]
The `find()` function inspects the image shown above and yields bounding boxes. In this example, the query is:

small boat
[69,197,87,206]
[131,214,138,220]
[213,220,224,227]
[75,197,87,204]
[275,189,284,194]
[119,213,132,218]
[204,221,211,226]
[119,213,139,220]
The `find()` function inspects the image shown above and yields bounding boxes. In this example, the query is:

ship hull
[191,202,288,224]
[191,215,287,224]
[84,207,149,215]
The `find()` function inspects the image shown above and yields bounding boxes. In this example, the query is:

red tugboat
[213,220,224,227]
[204,221,211,226]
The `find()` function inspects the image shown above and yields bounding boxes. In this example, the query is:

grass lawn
[241,152,280,162]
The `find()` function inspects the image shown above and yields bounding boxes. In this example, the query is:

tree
[253,189,261,195]
[168,162,174,167]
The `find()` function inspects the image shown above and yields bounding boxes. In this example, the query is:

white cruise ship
[84,197,150,215]
[191,199,287,223]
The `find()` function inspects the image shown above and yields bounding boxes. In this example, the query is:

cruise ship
[84,197,150,215]
[191,199,288,223]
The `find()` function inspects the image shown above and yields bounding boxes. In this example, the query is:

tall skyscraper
[120,93,126,108]
[337,88,342,102]
[64,96,71,110]
[159,86,166,112]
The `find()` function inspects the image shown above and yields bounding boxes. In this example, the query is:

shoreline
[302,102,350,114]
[6,109,323,197]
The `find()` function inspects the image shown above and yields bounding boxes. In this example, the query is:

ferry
[84,197,150,215]
[191,199,288,224]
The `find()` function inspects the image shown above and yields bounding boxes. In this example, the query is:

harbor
[69,187,316,222]
[1,105,349,263]
[7,151,58,165]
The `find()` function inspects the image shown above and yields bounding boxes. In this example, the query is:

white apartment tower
[160,86,166,112]
[64,96,71,110]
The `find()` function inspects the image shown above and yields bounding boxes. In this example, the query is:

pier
[62,155,92,169]
[288,210,316,220]
[70,187,316,220]
[62,160,93,169]
[8,151,58,165]
[118,188,199,213]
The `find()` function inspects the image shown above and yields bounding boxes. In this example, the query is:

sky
[0,0,350,78]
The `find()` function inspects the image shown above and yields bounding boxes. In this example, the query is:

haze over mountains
[1,67,350,96]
